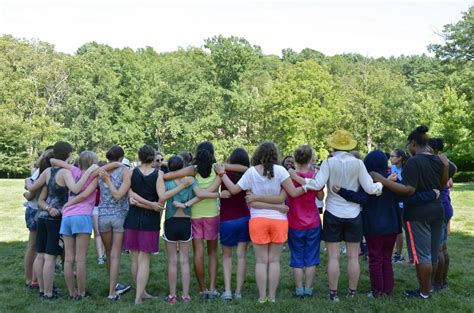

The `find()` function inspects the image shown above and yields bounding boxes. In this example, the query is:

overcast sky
[0,0,471,57]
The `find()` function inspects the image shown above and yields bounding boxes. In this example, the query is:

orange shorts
[249,217,288,245]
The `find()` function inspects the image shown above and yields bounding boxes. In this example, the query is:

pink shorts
[191,216,219,241]
[123,229,160,253]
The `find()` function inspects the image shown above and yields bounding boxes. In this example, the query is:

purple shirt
[440,185,453,220]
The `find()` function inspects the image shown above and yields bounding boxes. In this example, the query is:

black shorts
[36,217,63,255]
[163,217,192,243]
[322,210,363,243]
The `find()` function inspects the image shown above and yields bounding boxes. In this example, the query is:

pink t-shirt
[287,170,322,230]
[62,166,96,217]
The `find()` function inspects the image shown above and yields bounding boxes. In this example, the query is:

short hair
[105,145,125,162]
[168,156,184,172]
[138,145,156,164]
[78,151,99,170]
[294,145,313,165]
[53,141,73,161]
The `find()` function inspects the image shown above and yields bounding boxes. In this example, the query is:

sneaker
[328,292,340,302]
[347,289,357,299]
[165,295,177,305]
[199,290,209,299]
[115,283,131,295]
[404,289,431,299]
[97,256,106,265]
[108,294,120,301]
[207,290,220,299]
[42,293,58,300]
[303,287,314,297]
[221,290,233,300]
[392,254,405,264]
[181,295,191,303]
[233,292,242,300]
[258,297,267,304]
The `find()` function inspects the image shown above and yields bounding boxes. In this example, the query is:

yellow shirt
[191,172,219,218]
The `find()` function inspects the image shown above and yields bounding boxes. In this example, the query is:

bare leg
[107,232,123,296]
[135,251,151,304]
[305,266,316,289]
[93,214,105,259]
[179,242,191,297]
[192,239,206,292]
[268,243,283,300]
[43,254,57,296]
[326,242,340,291]
[24,231,37,284]
[416,263,433,295]
[253,244,269,301]
[75,234,91,296]
[235,242,248,294]
[63,236,77,297]
[166,242,178,296]
[222,245,232,293]
[33,253,45,292]
[395,233,403,255]
[207,239,218,291]
[346,242,361,291]
[100,231,113,274]
[293,268,304,289]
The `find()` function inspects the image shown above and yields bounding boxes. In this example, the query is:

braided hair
[252,142,279,179]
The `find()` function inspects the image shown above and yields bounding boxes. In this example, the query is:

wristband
[218,172,225,178]
[184,203,190,209]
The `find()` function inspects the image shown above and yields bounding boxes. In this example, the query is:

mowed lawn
[0,179,473,312]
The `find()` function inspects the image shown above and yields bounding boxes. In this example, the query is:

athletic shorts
[249,217,288,245]
[25,206,38,231]
[191,216,219,241]
[60,215,93,236]
[288,227,321,268]
[36,217,63,256]
[322,210,363,243]
[99,216,125,233]
[405,219,443,265]
[163,217,192,243]
[220,216,250,247]
[439,219,450,247]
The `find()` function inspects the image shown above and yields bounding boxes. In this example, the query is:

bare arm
[23,190,35,201]
[316,189,324,201]
[128,190,163,212]
[281,177,305,198]
[157,171,194,201]
[101,168,132,200]
[63,178,98,209]
[91,162,122,177]
[38,187,48,210]
[62,165,99,194]
[245,189,287,204]
[50,158,73,169]
[250,202,289,214]
[223,164,248,173]
[288,169,306,185]
[192,185,219,199]
[214,164,243,194]
[25,169,49,192]
[163,166,195,180]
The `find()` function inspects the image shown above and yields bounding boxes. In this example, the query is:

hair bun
[416,125,429,134]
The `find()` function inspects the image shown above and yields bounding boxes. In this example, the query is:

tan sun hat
[327,129,357,151]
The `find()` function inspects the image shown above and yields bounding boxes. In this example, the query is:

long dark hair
[252,142,278,179]
[227,147,250,181]
[195,141,216,178]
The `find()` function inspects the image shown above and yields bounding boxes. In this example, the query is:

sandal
[165,294,177,305]
[181,295,191,303]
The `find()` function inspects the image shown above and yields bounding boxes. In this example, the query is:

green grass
[1,179,473,312]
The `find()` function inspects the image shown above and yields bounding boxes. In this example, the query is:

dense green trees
[0,8,472,176]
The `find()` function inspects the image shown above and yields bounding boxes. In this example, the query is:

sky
[0,0,471,57]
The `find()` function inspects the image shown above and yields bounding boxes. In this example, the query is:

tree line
[0,7,472,177]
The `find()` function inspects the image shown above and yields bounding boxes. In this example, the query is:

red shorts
[191,216,219,241]
[249,217,288,245]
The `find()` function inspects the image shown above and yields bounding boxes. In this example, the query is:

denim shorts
[60,215,93,236]
[25,206,38,231]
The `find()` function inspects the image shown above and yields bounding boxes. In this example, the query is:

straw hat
[327,129,357,151]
